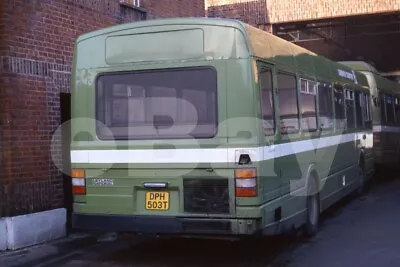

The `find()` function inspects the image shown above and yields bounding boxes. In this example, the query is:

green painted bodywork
[71,18,374,236]
[339,61,400,166]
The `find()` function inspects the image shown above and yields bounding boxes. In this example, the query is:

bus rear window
[96,67,218,140]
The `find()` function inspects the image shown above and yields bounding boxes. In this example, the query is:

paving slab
[0,232,98,267]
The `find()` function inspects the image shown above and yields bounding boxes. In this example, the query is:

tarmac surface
[271,175,400,267]
[1,173,399,267]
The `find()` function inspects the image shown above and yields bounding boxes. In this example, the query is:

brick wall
[141,0,205,18]
[266,0,400,23]
[207,0,269,26]
[0,0,204,217]
[206,0,400,24]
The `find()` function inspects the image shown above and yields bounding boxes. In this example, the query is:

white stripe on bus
[373,125,400,133]
[70,132,373,164]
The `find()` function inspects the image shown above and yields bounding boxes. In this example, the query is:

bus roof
[338,61,379,73]
[374,73,400,94]
[75,17,319,62]
[74,17,369,88]
[339,61,400,94]
[76,17,245,43]
[77,17,316,58]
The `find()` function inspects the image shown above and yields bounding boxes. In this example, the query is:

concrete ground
[1,175,399,267]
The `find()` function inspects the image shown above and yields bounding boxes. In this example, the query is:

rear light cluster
[71,169,86,195]
[235,168,257,197]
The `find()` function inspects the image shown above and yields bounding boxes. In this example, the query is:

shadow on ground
[97,235,293,267]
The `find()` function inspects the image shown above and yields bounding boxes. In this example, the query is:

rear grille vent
[183,179,230,214]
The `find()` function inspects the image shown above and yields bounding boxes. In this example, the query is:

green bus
[339,61,400,170]
[70,18,375,238]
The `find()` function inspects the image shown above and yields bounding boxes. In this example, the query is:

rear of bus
[70,19,266,237]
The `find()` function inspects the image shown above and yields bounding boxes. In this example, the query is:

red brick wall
[206,0,400,24]
[0,0,204,217]
[0,0,6,215]
[206,0,269,26]
[266,0,400,23]
[141,0,205,18]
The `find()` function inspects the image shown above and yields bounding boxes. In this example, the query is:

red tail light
[235,168,257,197]
[71,169,86,195]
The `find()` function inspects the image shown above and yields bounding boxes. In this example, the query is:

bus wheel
[303,175,320,238]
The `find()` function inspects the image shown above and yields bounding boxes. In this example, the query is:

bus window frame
[363,91,373,129]
[276,70,301,136]
[384,93,396,126]
[344,86,356,130]
[94,66,219,141]
[333,82,346,132]
[379,91,386,124]
[316,80,334,132]
[299,76,318,133]
[257,63,277,137]
[354,88,364,129]
[395,95,400,126]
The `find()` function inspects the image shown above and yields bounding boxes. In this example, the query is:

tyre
[303,175,320,238]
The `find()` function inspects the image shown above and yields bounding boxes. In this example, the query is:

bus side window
[354,90,363,128]
[299,78,317,132]
[345,88,355,129]
[333,83,346,130]
[364,93,373,128]
[317,82,334,130]
[259,68,275,136]
[385,93,395,125]
[367,93,372,122]
[395,96,400,126]
[277,71,299,134]
[379,92,386,124]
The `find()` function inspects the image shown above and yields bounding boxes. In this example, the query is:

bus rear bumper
[72,213,262,236]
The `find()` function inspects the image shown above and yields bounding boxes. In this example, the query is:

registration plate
[145,192,170,211]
